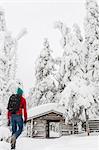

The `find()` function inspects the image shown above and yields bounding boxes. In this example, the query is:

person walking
[7,87,27,149]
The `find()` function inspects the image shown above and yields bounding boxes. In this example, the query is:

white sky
[0,0,99,96]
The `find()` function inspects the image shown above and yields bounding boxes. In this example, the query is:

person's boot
[11,135,16,150]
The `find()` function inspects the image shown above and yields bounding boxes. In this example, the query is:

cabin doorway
[46,121,61,138]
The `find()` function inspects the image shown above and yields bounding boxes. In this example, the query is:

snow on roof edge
[28,103,65,120]
[28,109,64,121]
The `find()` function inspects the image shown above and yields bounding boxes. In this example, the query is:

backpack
[7,94,21,114]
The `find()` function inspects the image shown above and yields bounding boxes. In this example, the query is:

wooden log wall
[32,118,47,138]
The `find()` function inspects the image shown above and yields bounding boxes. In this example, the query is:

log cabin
[26,103,74,138]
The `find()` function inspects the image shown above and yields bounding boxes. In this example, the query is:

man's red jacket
[7,96,27,122]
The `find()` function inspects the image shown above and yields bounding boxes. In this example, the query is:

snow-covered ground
[0,133,99,150]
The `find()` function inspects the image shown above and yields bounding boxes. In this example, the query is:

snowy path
[16,135,99,150]
[0,134,99,150]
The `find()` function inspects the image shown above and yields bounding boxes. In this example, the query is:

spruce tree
[28,39,57,107]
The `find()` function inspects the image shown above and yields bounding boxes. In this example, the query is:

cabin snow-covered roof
[28,103,65,120]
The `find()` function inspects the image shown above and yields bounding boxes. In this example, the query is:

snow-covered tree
[58,0,99,123]
[54,21,83,92]
[27,0,99,125]
[27,87,35,109]
[35,38,54,82]
[0,10,17,112]
[0,9,26,122]
[84,0,99,83]
[28,39,57,107]
[54,21,70,49]
[83,0,99,117]
[60,78,97,122]
[55,22,88,122]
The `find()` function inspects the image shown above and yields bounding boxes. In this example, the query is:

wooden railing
[88,120,99,132]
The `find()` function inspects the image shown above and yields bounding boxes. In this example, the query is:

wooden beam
[30,119,33,138]
[43,116,63,121]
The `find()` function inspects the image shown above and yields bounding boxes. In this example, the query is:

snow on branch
[16,28,27,41]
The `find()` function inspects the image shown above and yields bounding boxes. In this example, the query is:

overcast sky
[0,0,98,96]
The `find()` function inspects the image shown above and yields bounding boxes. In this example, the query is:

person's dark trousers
[11,114,23,139]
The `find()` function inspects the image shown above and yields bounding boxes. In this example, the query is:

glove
[7,120,10,126]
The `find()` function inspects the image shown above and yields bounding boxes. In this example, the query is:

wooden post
[26,122,28,137]
[73,122,75,134]
[30,119,33,138]
[85,109,90,136]
[59,121,62,137]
